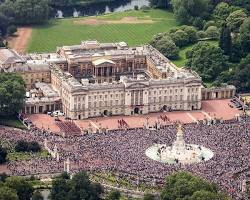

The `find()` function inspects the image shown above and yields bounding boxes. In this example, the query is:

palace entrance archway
[134,107,140,114]
[103,110,109,116]
[163,105,168,111]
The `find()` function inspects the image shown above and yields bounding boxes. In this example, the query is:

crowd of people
[0,115,249,199]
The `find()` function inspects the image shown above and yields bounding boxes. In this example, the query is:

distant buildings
[0,41,236,119]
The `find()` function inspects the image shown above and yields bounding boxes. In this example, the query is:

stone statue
[56,153,60,162]
[44,139,48,149]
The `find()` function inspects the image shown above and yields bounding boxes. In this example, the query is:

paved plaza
[28,99,241,134]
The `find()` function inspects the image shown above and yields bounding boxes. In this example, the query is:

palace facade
[50,41,202,119]
[0,41,236,119]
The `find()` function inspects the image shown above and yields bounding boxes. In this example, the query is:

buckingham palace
[0,40,236,119]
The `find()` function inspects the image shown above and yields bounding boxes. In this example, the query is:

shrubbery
[15,140,41,153]
[0,146,7,164]
[150,25,198,59]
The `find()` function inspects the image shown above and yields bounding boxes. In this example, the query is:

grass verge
[7,150,50,161]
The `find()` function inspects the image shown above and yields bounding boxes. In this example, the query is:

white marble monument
[145,124,214,164]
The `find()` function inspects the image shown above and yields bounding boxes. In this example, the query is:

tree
[161,171,228,200]
[171,0,210,25]
[203,20,216,31]
[226,9,247,32]
[107,190,121,200]
[213,2,231,21]
[0,73,26,116]
[0,186,18,200]
[186,42,228,81]
[0,173,8,182]
[134,5,139,10]
[15,140,29,152]
[150,36,179,60]
[219,24,232,57]
[231,39,244,62]
[0,37,4,47]
[13,0,50,25]
[0,0,15,18]
[189,190,222,200]
[179,25,198,44]
[230,54,250,92]
[197,30,207,39]
[15,140,41,152]
[5,176,34,200]
[205,26,219,39]
[0,146,7,164]
[28,141,41,152]
[143,193,155,200]
[0,12,10,36]
[50,178,70,200]
[51,172,103,200]
[170,30,189,47]
[32,191,43,200]
[58,172,70,180]
[7,25,17,36]
[67,172,103,200]
[239,17,250,53]
[230,0,250,12]
[149,0,170,9]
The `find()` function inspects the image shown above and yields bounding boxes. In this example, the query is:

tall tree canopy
[5,176,34,200]
[0,73,26,116]
[13,0,50,25]
[171,0,210,25]
[161,171,229,200]
[230,54,250,92]
[239,17,250,53]
[219,23,232,57]
[213,2,231,21]
[149,0,170,9]
[186,42,228,81]
[226,9,247,32]
[0,186,18,200]
[150,34,179,60]
[51,172,103,200]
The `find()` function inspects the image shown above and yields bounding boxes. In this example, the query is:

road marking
[186,112,198,123]
[202,111,212,120]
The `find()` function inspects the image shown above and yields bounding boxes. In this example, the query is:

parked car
[52,110,64,116]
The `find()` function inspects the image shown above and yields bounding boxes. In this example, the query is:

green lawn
[28,9,178,53]
[173,40,219,68]
[7,150,50,161]
[0,116,26,129]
